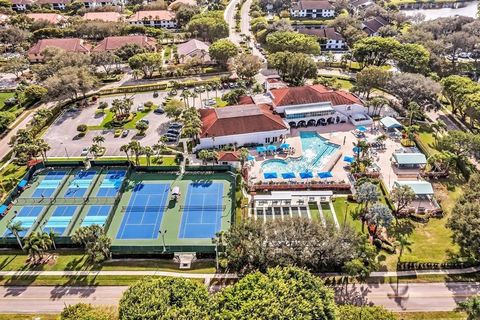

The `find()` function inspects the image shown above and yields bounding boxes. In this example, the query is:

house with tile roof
[26,13,66,24]
[290,0,335,18]
[83,11,123,22]
[11,0,35,11]
[92,35,156,52]
[362,16,388,36]
[298,27,346,50]
[36,0,70,10]
[217,151,242,168]
[177,39,210,64]
[268,85,372,127]
[197,104,289,150]
[28,38,90,62]
[128,10,177,29]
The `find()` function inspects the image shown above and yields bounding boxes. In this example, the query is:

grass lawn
[308,203,320,221]
[0,92,14,110]
[87,109,151,130]
[0,250,215,273]
[396,311,466,320]
[332,197,363,234]
[0,162,29,201]
[320,202,335,225]
[215,98,228,107]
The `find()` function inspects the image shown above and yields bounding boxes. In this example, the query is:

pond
[403,0,478,20]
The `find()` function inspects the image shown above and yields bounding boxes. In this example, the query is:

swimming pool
[261,131,339,174]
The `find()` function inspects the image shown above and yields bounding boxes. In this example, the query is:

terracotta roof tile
[271,85,361,107]
[217,151,240,161]
[200,104,287,138]
[26,13,65,24]
[28,38,90,55]
[92,35,156,52]
[83,12,122,22]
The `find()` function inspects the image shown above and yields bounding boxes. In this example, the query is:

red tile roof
[92,35,156,52]
[26,13,65,24]
[217,151,240,162]
[28,38,90,55]
[237,96,255,105]
[128,10,176,22]
[199,104,288,138]
[83,12,123,22]
[270,85,361,107]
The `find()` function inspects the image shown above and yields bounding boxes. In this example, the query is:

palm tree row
[181,107,202,142]
[120,136,170,166]
[12,129,51,163]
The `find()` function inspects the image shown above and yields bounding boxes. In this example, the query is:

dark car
[121,129,129,138]
[222,83,229,89]
[169,122,183,129]
[139,119,149,125]
[167,129,180,135]
[165,133,178,139]
[167,136,178,142]
[154,107,165,114]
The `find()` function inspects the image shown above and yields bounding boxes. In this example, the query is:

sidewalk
[1,265,479,279]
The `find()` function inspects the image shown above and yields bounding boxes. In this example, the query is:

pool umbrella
[357,126,367,132]
[318,171,333,179]
[281,172,296,179]
[247,155,255,161]
[256,146,267,153]
[300,171,313,179]
[353,146,361,154]
[279,143,290,149]
[267,145,277,152]
[343,155,355,163]
[264,172,278,179]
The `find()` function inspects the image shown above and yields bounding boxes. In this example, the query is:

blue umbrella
[353,146,361,154]
[318,171,333,179]
[357,126,367,132]
[247,155,255,161]
[279,143,290,149]
[300,171,313,179]
[267,145,277,152]
[264,172,278,179]
[281,172,296,179]
[256,146,267,153]
[343,155,355,163]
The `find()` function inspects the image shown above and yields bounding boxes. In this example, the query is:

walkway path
[2,282,480,313]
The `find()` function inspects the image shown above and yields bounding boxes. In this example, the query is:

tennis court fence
[15,197,49,205]
[180,205,226,211]
[87,197,117,205]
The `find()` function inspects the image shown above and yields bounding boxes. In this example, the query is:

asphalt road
[2,282,480,313]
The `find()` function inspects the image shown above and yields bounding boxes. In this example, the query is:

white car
[137,104,145,111]
[204,99,215,106]
[80,147,89,156]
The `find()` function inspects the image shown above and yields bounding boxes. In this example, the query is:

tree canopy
[268,51,317,86]
[208,39,238,66]
[266,31,320,54]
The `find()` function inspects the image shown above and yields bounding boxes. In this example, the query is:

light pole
[212,237,219,271]
[159,229,167,253]
[61,143,70,159]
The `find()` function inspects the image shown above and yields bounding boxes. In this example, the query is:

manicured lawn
[396,311,466,320]
[215,98,228,107]
[87,109,151,130]
[332,197,363,233]
[308,203,320,221]
[0,250,215,273]
[320,202,335,225]
[0,92,15,110]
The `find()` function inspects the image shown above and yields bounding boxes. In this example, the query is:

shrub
[77,124,87,132]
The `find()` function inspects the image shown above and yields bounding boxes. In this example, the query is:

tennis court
[32,171,67,198]
[178,182,224,239]
[116,183,170,240]
[96,170,126,197]
[64,170,97,198]
[81,205,112,227]
[42,205,79,235]
[3,206,46,237]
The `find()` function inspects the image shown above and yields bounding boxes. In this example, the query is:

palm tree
[6,220,25,249]
[89,144,100,158]
[190,92,198,108]
[457,296,480,320]
[120,144,130,163]
[431,119,447,144]
[48,228,57,250]
[92,135,105,147]
[238,147,249,167]
[180,90,191,107]
[198,149,209,164]
[395,234,412,263]
[143,146,154,166]
[36,140,50,162]
[128,141,142,165]
[209,150,218,165]
[23,231,53,263]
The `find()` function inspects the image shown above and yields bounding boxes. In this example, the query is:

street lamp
[159,229,167,253]
[212,237,219,271]
[61,142,69,159]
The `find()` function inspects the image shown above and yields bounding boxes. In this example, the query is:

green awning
[394,181,434,195]
[393,153,427,165]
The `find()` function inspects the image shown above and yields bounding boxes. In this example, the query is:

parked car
[114,129,122,137]
[217,83,223,90]
[137,104,144,112]
[204,99,215,106]
[167,129,180,134]
[205,84,212,91]
[139,119,149,125]
[167,136,178,142]
[194,86,206,93]
[80,147,89,156]
[169,89,177,96]
[154,107,165,114]
[222,83,229,89]
[165,132,178,137]
[121,129,129,138]
[170,122,183,129]
[153,91,159,98]
[228,82,235,88]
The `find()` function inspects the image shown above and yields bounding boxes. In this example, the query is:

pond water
[403,0,478,20]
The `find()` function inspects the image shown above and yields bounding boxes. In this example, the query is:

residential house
[290,0,335,18]
[83,11,123,22]
[82,0,127,8]
[92,35,156,52]
[36,0,70,10]
[28,38,90,62]
[267,84,372,127]
[11,0,34,11]
[393,181,439,214]
[362,16,388,36]
[128,10,177,29]
[349,0,374,13]
[298,27,346,50]
[176,39,210,64]
[26,13,66,24]
[217,151,242,169]
[197,104,289,150]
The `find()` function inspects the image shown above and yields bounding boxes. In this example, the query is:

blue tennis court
[179,182,224,239]
[43,205,78,235]
[116,183,170,240]
[81,205,112,227]
[32,171,67,198]
[3,206,45,237]
[64,171,97,198]
[96,170,126,197]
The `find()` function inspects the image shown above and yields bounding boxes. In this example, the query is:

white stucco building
[290,0,335,18]
[268,85,372,127]
[128,10,177,29]
[196,104,290,150]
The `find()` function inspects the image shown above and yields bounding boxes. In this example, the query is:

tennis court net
[180,205,225,211]
[121,205,168,212]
